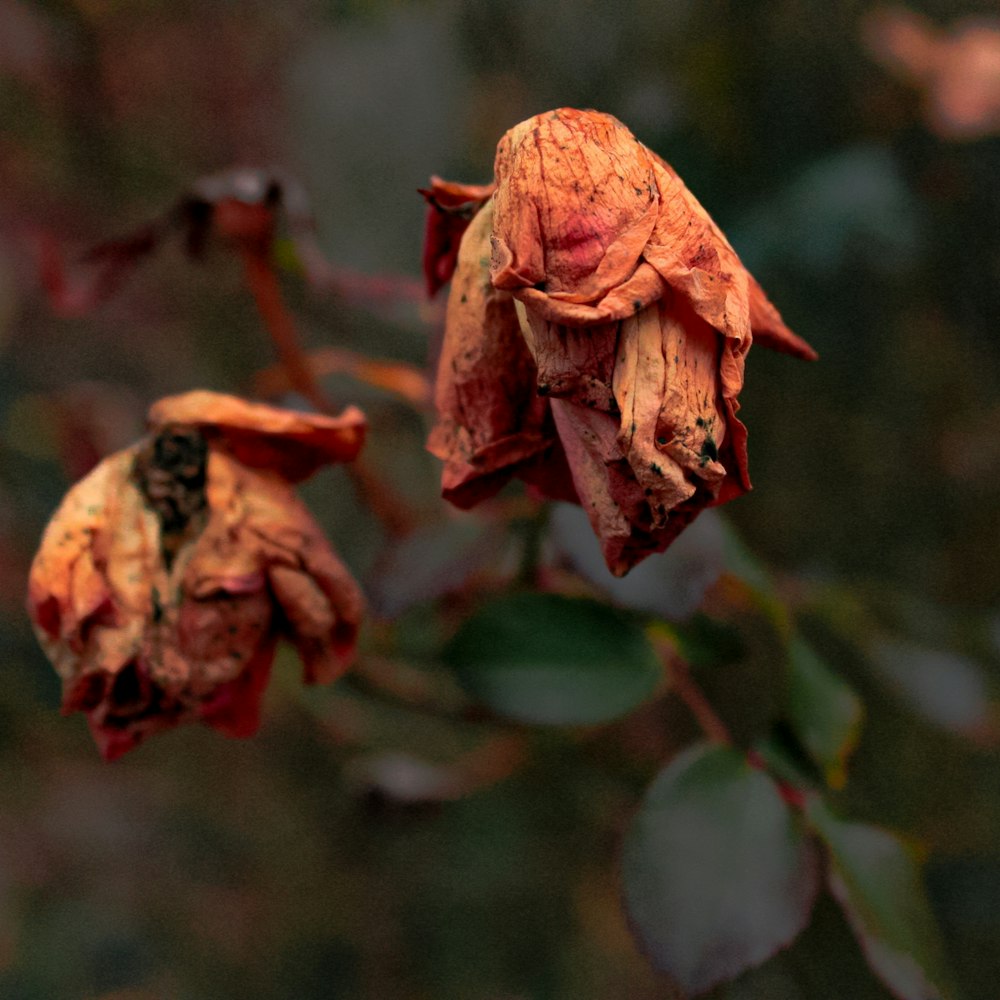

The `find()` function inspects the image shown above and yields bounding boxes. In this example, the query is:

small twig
[241,247,331,412]
[446,732,529,796]
[241,245,417,538]
[253,346,431,410]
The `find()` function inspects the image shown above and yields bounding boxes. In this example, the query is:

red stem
[240,246,416,537]
[657,640,733,746]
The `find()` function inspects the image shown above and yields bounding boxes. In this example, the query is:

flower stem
[241,247,330,412]
[654,636,733,745]
[240,246,416,537]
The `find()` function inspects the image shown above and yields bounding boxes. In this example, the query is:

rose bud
[27,391,366,760]
[426,108,816,576]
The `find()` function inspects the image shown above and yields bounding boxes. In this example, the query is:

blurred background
[1,0,999,997]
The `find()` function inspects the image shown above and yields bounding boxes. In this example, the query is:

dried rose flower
[27,391,366,760]
[426,108,816,576]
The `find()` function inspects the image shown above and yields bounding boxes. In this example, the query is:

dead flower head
[425,108,816,576]
[27,391,366,760]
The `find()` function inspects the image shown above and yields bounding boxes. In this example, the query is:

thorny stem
[240,246,416,537]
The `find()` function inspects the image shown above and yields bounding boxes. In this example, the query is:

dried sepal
[419,176,496,296]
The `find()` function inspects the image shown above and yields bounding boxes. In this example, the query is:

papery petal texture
[426,201,575,509]
[148,390,366,482]
[427,108,815,575]
[28,392,365,759]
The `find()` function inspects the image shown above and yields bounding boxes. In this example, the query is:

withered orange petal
[228,462,363,684]
[419,175,497,209]
[549,400,633,570]
[748,277,819,360]
[147,390,366,482]
[27,451,123,644]
[197,643,276,739]
[492,109,660,300]
[427,201,554,504]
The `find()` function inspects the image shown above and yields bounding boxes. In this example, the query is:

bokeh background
[1,1,999,997]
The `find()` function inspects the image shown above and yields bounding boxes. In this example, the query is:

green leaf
[715,894,898,1000]
[442,593,661,725]
[787,637,864,787]
[806,797,957,1000]
[869,640,994,741]
[718,517,788,629]
[622,744,820,996]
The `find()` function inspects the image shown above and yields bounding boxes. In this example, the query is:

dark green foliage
[443,593,662,725]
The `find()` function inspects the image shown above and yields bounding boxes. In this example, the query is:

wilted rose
[426,108,815,576]
[27,391,366,760]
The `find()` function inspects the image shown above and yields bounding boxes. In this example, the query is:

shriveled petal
[419,176,496,296]
[490,109,816,358]
[641,154,753,344]
[612,301,699,527]
[27,451,123,648]
[147,390,366,482]
[202,451,364,683]
[29,435,365,759]
[427,201,555,508]
[549,399,632,565]
[27,450,155,696]
[196,643,277,740]
[747,277,818,360]
[268,565,358,683]
[651,150,818,359]
[652,297,729,487]
[83,660,193,761]
[550,400,699,576]
[492,109,660,301]
[518,305,618,410]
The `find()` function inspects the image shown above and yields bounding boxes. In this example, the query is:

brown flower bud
[27,391,366,760]
[427,108,816,575]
